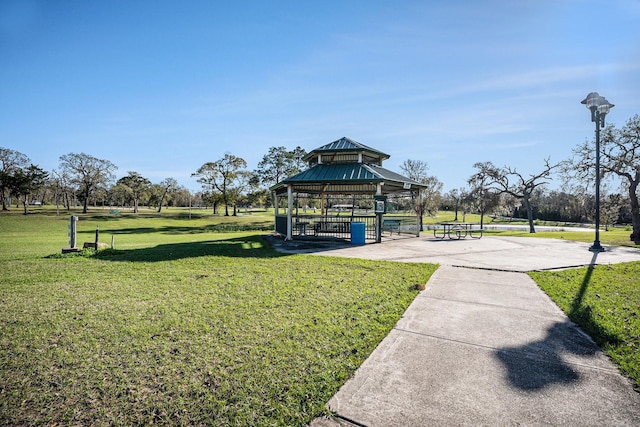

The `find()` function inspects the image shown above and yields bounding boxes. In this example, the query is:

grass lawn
[0,209,435,425]
[2,207,639,424]
[482,228,640,248]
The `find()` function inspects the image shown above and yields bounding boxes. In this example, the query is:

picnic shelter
[270,137,428,243]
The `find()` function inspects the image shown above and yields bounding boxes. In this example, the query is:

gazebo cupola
[305,137,390,167]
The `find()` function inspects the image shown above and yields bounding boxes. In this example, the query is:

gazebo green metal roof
[271,137,426,196]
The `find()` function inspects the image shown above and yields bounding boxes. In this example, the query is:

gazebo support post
[321,185,328,217]
[375,184,383,244]
[415,190,420,237]
[286,185,293,241]
[273,193,278,233]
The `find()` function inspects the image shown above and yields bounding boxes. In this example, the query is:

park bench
[382,219,401,235]
[313,221,351,235]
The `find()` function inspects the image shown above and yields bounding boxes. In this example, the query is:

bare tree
[468,162,501,229]
[444,188,467,222]
[400,160,442,230]
[59,153,117,214]
[50,169,74,212]
[569,114,640,243]
[481,159,561,233]
[601,193,624,231]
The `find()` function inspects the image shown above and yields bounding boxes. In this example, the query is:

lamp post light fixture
[581,92,614,252]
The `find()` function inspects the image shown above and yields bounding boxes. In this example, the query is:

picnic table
[433,222,483,239]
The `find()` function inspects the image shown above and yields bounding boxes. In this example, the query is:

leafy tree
[0,148,30,210]
[171,186,192,208]
[59,153,117,214]
[192,153,248,216]
[228,170,254,215]
[254,146,307,188]
[480,159,561,233]
[569,114,640,243]
[8,164,48,214]
[108,183,132,208]
[155,178,178,212]
[245,188,271,208]
[117,171,151,213]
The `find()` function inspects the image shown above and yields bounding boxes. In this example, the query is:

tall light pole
[581,92,614,252]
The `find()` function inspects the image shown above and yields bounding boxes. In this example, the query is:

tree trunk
[523,194,536,233]
[157,190,168,213]
[82,188,89,213]
[628,180,640,244]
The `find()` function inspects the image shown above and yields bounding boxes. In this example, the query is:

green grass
[422,210,640,248]
[481,228,639,248]
[2,207,639,423]
[530,263,640,388]
[0,209,435,425]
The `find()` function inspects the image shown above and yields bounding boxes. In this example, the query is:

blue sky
[1,0,639,194]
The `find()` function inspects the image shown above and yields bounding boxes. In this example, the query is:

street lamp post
[581,92,614,253]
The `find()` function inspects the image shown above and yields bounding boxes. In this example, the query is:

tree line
[1,114,638,242]
[0,146,308,216]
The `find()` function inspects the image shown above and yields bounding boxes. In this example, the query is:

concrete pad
[306,236,640,271]
[398,267,616,370]
[420,266,563,313]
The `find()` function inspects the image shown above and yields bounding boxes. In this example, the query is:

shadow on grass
[567,252,623,349]
[75,222,273,236]
[90,235,287,262]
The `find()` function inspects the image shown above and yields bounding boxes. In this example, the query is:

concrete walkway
[292,236,640,426]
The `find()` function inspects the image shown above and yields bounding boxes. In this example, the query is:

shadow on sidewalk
[495,252,623,391]
[495,320,598,391]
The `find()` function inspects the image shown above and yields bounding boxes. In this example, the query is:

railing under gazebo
[275,214,418,240]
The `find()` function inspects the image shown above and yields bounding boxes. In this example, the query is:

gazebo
[270,137,427,243]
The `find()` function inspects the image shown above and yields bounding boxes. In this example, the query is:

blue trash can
[350,222,365,245]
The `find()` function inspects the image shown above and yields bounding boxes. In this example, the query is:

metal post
[286,185,293,240]
[69,216,78,248]
[590,116,604,252]
[582,92,612,253]
[94,226,100,251]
